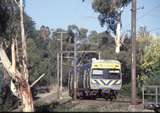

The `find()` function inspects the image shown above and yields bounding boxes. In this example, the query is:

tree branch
[11,39,16,72]
[14,0,20,7]
[30,74,45,88]
[15,35,20,63]
[0,44,21,80]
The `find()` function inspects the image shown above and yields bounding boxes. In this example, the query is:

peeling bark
[20,0,29,81]
[11,39,16,72]
[19,0,34,111]
[20,78,34,112]
[0,45,21,80]
[0,45,34,111]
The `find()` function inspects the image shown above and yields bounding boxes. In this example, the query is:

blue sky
[25,0,160,35]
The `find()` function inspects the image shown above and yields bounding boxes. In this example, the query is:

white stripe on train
[91,79,96,84]
[115,80,121,85]
[91,79,121,86]
[97,79,104,85]
[103,79,110,85]
[109,80,116,86]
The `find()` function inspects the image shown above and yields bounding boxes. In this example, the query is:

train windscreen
[92,69,121,79]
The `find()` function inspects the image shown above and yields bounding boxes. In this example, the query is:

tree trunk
[19,0,29,81]
[19,0,34,111]
[115,21,121,54]
[0,43,34,112]
[20,78,34,112]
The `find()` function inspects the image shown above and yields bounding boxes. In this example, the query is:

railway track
[51,94,154,112]
[11,87,154,112]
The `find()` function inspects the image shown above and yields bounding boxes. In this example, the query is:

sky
[25,0,160,35]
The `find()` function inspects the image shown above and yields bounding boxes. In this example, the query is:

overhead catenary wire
[137,3,160,21]
[148,27,160,32]
[124,3,160,32]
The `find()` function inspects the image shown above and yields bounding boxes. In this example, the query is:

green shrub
[120,83,131,96]
[144,71,160,86]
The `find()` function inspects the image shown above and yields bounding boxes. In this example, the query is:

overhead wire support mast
[55,31,101,100]
[131,0,137,105]
[56,31,68,100]
[60,32,63,99]
[73,30,78,100]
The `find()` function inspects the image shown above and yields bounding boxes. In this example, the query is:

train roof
[92,59,121,64]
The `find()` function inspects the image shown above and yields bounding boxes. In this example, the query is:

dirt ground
[52,97,154,112]
[36,90,154,112]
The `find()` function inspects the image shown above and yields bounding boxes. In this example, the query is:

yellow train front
[89,59,122,100]
[69,58,122,100]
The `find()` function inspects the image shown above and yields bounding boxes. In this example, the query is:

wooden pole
[131,0,137,105]
[73,32,77,100]
[57,53,60,99]
[60,32,63,99]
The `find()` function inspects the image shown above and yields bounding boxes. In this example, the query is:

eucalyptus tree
[0,0,34,111]
[92,0,131,53]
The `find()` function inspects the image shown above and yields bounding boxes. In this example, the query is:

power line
[149,27,160,32]
[123,27,160,35]
[124,3,160,30]
[137,3,160,21]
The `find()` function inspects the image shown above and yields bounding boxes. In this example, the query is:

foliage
[92,0,131,34]
[144,71,160,85]
[120,83,131,96]
[140,38,160,85]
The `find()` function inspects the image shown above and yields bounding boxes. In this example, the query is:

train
[68,58,122,100]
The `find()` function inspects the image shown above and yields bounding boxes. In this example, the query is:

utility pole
[73,32,77,100]
[60,32,63,99]
[57,53,60,99]
[131,0,137,105]
[56,32,67,100]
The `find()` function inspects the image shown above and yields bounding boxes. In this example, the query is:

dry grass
[49,94,154,112]
[34,87,154,112]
